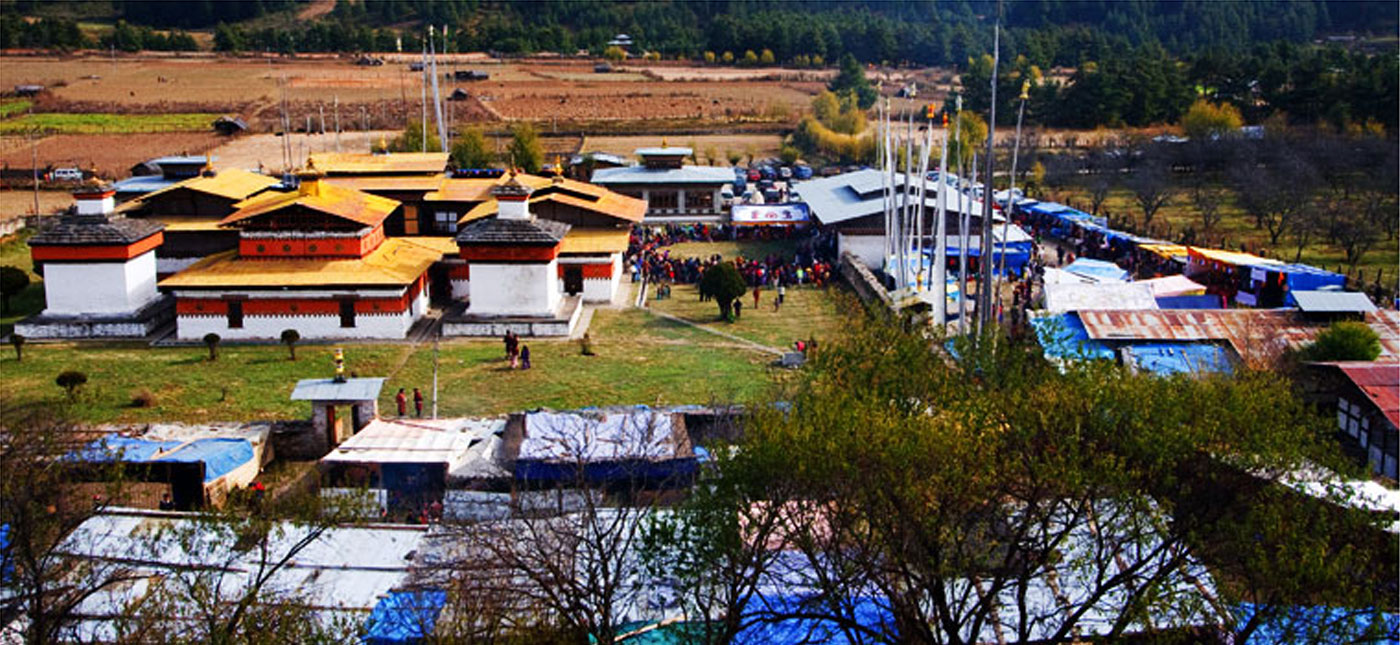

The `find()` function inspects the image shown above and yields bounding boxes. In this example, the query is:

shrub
[280,328,301,361]
[130,388,157,408]
[1299,321,1381,362]
[56,370,87,400]
[700,263,748,321]
[203,333,221,361]
[0,266,29,315]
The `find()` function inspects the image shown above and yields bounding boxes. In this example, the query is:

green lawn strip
[0,309,777,425]
[648,283,845,350]
[0,99,34,119]
[0,113,221,135]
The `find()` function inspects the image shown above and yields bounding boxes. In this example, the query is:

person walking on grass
[752,286,761,309]
[775,284,785,311]
[395,388,408,417]
[413,388,424,417]
[520,344,531,369]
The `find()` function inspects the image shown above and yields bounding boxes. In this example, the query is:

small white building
[16,184,173,338]
[591,147,736,222]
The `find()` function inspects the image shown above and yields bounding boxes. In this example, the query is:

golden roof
[396,235,460,255]
[320,175,446,193]
[135,169,280,203]
[307,152,449,175]
[560,228,630,255]
[156,217,228,232]
[1188,246,1284,268]
[225,181,401,229]
[435,173,646,225]
[159,238,444,289]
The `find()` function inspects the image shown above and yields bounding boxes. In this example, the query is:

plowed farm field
[0,132,223,179]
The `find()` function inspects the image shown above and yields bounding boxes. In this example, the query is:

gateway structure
[16,184,172,338]
[160,179,444,340]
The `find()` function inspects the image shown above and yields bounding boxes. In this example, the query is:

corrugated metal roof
[1123,343,1235,376]
[1291,290,1378,313]
[1333,362,1400,428]
[1043,283,1158,313]
[289,377,385,401]
[591,164,736,185]
[794,169,986,226]
[1077,309,1328,365]
[323,418,477,465]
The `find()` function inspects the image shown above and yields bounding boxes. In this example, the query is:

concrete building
[17,184,173,338]
[160,179,446,341]
[591,147,735,222]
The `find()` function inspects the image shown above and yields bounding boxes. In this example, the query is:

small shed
[1292,290,1377,322]
[356,55,385,66]
[408,62,425,72]
[453,69,489,81]
[290,377,384,453]
[211,115,248,136]
[447,88,470,101]
[14,84,44,96]
[594,62,613,73]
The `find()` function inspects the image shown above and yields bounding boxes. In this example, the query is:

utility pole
[421,43,429,152]
[996,81,1030,311]
[334,95,342,152]
[978,9,1002,334]
[30,126,39,216]
[431,332,440,419]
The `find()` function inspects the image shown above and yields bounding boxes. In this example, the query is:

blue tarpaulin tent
[67,436,183,463]
[156,438,254,482]
[1030,314,1115,362]
[1156,295,1225,309]
[1123,343,1234,376]
[363,590,448,644]
[1063,258,1131,283]
[1234,603,1400,644]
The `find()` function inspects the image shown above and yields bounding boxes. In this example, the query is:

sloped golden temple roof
[135,169,280,203]
[159,237,442,289]
[224,181,401,229]
[307,152,449,175]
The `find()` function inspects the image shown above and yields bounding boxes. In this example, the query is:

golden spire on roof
[552,155,564,183]
[661,136,668,148]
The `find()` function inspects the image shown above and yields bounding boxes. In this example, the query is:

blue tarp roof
[1235,603,1400,644]
[1030,314,1115,362]
[1156,294,1225,309]
[734,595,894,644]
[156,438,254,482]
[68,436,183,463]
[1063,258,1131,283]
[1123,343,1234,376]
[363,590,447,644]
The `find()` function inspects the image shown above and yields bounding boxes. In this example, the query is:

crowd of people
[626,223,836,291]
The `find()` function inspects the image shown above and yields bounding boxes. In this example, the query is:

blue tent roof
[1123,343,1234,376]
[156,438,254,482]
[1156,294,1225,309]
[733,594,894,644]
[1030,314,1115,362]
[363,590,447,644]
[68,436,183,463]
[1063,258,1131,282]
[1234,603,1400,644]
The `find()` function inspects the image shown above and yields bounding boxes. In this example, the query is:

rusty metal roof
[1077,309,1400,366]
[1332,362,1400,428]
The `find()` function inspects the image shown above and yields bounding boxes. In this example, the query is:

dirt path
[298,0,337,21]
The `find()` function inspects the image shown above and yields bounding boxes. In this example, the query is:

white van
[50,168,83,182]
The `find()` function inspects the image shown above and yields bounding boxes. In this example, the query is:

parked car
[746,168,761,182]
[733,176,747,192]
[756,179,774,192]
[778,166,793,180]
[49,167,83,182]
[759,165,777,180]
[793,164,814,180]
[720,185,735,207]
[762,188,782,203]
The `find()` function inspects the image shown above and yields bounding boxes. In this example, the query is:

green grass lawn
[0,230,43,336]
[0,113,221,135]
[1054,187,1399,286]
[648,283,847,350]
[0,307,779,426]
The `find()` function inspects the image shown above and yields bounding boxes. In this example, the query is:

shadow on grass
[169,354,213,366]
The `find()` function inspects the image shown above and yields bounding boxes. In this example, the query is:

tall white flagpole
[933,113,949,326]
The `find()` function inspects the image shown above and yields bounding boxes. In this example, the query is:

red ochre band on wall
[238,226,385,258]
[458,244,560,263]
[558,263,614,279]
[31,233,164,262]
[177,274,428,317]
[447,264,470,280]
